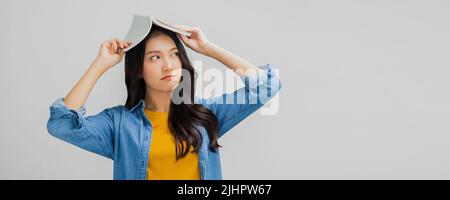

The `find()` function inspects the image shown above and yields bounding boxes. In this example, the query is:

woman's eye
[171,52,179,57]
[150,55,160,61]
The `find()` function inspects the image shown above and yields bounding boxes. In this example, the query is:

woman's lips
[161,75,176,80]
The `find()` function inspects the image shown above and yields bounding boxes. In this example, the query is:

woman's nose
[161,58,174,71]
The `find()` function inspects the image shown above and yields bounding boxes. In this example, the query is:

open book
[123,15,192,52]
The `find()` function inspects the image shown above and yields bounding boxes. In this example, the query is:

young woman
[47,25,281,180]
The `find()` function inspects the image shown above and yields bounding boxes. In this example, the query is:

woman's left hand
[174,25,216,57]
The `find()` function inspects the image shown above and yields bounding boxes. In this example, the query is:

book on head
[123,14,191,52]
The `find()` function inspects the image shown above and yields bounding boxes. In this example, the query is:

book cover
[123,15,191,52]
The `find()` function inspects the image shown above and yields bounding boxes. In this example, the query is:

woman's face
[142,33,182,93]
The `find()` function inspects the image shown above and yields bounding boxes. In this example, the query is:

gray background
[1,0,450,179]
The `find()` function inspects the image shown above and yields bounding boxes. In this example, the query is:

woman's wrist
[88,58,111,76]
[203,42,222,59]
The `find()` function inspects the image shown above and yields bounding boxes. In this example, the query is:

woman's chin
[150,80,181,93]
[163,83,180,91]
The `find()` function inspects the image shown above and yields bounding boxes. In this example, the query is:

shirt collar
[129,99,145,113]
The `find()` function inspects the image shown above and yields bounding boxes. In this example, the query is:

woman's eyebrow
[145,47,178,55]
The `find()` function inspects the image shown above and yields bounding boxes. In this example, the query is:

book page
[152,17,192,36]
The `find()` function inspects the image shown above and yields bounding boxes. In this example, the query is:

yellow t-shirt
[144,109,200,180]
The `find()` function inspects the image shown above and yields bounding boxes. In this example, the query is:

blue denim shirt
[47,64,281,180]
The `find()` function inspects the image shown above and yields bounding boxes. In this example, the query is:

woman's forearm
[206,43,263,76]
[63,58,109,110]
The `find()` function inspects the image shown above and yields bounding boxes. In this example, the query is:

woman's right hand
[95,38,132,70]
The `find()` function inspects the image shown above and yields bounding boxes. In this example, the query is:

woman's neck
[144,89,171,112]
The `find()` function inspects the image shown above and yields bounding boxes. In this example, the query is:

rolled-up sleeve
[197,64,282,138]
[46,97,115,159]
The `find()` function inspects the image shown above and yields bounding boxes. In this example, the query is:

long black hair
[124,26,221,160]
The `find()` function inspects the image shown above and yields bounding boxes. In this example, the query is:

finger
[117,40,123,50]
[117,41,124,52]
[120,47,125,54]
[105,41,112,51]
[120,40,128,48]
[112,41,118,52]
[115,40,123,49]
[177,34,189,43]
[189,26,201,33]
[117,40,127,48]
[120,40,129,48]
[123,41,130,47]
[112,39,121,49]
[125,41,132,48]
[106,42,114,54]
